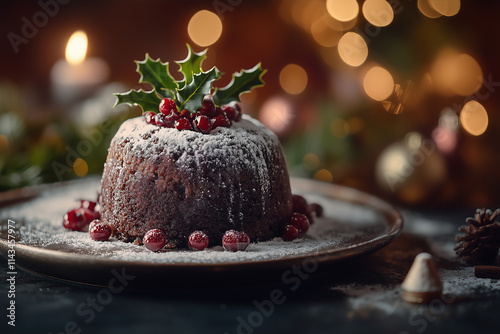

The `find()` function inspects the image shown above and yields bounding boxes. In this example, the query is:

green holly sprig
[114,45,266,114]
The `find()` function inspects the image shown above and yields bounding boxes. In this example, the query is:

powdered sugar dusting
[112,114,276,212]
[0,177,391,265]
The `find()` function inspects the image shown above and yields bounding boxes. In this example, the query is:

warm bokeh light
[326,0,359,22]
[338,32,368,67]
[314,168,333,183]
[453,54,483,96]
[66,30,87,65]
[259,96,295,135]
[324,15,345,31]
[429,0,460,17]
[279,64,308,94]
[73,158,88,177]
[362,0,394,27]
[460,100,488,136]
[431,50,483,96]
[311,16,342,47]
[363,66,395,101]
[187,10,222,47]
[303,153,320,170]
[418,0,442,18]
[330,118,349,138]
[300,0,325,30]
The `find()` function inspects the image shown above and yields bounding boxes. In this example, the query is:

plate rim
[0,177,403,279]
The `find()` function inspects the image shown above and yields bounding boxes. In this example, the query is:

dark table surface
[1,203,499,334]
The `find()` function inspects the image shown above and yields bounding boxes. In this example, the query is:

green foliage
[135,54,178,99]
[114,89,162,113]
[176,67,220,112]
[114,45,265,114]
[213,63,266,106]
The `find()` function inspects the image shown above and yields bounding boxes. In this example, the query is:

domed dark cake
[100,114,293,246]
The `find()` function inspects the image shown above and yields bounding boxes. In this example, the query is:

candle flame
[65,30,88,65]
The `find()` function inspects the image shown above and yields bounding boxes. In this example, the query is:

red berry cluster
[282,195,323,242]
[144,94,242,133]
[63,199,100,231]
[142,229,251,252]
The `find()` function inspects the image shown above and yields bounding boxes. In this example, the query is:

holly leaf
[114,89,162,113]
[176,67,221,112]
[213,63,266,106]
[176,45,207,89]
[135,54,177,99]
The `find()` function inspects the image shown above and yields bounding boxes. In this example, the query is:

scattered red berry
[159,98,178,115]
[309,203,324,218]
[222,230,239,252]
[290,213,310,238]
[144,111,156,124]
[180,109,191,118]
[79,200,100,220]
[212,114,231,129]
[188,231,209,251]
[89,220,112,241]
[222,230,250,252]
[63,208,94,231]
[292,194,314,224]
[175,118,193,130]
[283,225,299,241]
[194,115,212,133]
[143,229,167,252]
[236,231,250,251]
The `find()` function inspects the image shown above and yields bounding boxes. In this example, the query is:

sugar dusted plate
[0,177,402,287]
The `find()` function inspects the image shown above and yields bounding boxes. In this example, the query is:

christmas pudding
[100,46,294,248]
[101,112,293,247]
[63,45,322,251]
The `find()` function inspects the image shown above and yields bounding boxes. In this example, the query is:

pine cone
[454,208,500,265]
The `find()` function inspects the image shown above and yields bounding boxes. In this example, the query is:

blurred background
[0,0,499,209]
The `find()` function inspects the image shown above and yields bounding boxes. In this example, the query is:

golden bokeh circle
[460,100,488,136]
[429,0,460,17]
[326,0,359,22]
[187,10,223,47]
[73,158,89,178]
[362,0,394,27]
[338,32,368,67]
[363,66,395,101]
[279,64,308,95]
[311,17,342,47]
[418,0,442,18]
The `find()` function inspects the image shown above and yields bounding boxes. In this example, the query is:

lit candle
[51,30,110,104]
